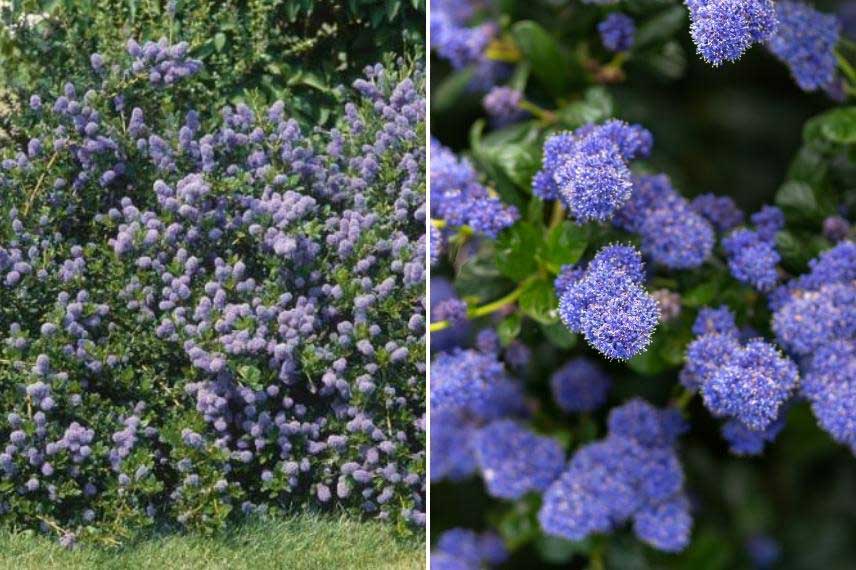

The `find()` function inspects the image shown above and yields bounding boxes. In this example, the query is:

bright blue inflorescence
[765,1,841,92]
[685,0,777,66]
[599,13,636,52]
[433,297,469,326]
[550,356,612,413]
[691,193,745,232]
[722,413,786,456]
[538,399,692,552]
[482,87,523,120]
[557,244,660,360]
[430,349,509,410]
[431,138,520,237]
[535,121,652,222]
[431,225,444,266]
[471,420,565,499]
[750,205,785,242]
[722,228,780,292]
[614,174,715,269]
[801,340,856,454]
[431,528,509,570]
[692,305,739,337]
[430,0,495,70]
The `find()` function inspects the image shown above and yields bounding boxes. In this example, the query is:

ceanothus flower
[692,305,739,337]
[431,528,509,570]
[431,138,519,237]
[538,399,691,553]
[536,121,652,222]
[686,0,777,66]
[701,339,798,431]
[765,1,841,92]
[430,349,510,410]
[721,413,787,456]
[750,205,785,242]
[482,87,523,120]
[690,193,745,231]
[722,229,780,292]
[471,420,565,499]
[558,245,660,360]
[550,356,612,413]
[823,215,850,242]
[800,340,856,453]
[599,13,636,52]
[614,174,714,269]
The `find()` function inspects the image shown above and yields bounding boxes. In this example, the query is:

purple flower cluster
[431,528,509,570]
[1,54,426,540]
[471,420,565,499]
[685,0,777,66]
[539,399,692,552]
[691,193,744,232]
[722,226,781,292]
[614,174,715,269]
[558,245,660,360]
[534,121,652,222]
[771,242,856,452]
[598,13,636,53]
[482,86,523,121]
[765,1,841,92]
[127,38,202,87]
[430,138,519,237]
[683,306,798,453]
[550,356,612,413]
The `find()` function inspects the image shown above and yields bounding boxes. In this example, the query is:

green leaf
[519,278,558,324]
[470,120,527,209]
[214,32,226,51]
[775,180,822,222]
[495,222,541,281]
[535,535,592,564]
[540,321,577,349]
[498,314,522,346]
[638,41,687,80]
[627,342,667,376]
[557,87,614,128]
[455,248,512,301]
[634,5,686,50]
[510,21,571,96]
[238,365,263,389]
[431,69,475,113]
[805,106,856,145]
[683,281,718,307]
[542,221,588,271]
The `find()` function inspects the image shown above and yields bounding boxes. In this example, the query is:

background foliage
[431,0,856,568]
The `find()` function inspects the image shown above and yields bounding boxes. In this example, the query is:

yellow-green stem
[518,100,556,123]
[429,276,536,332]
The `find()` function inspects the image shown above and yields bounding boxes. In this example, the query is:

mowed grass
[0,513,425,570]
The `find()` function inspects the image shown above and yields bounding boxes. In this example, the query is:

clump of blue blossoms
[534,120,653,222]
[685,0,777,66]
[0,48,426,543]
[766,1,841,92]
[599,13,636,53]
[550,356,612,413]
[431,139,519,237]
[557,244,660,360]
[431,528,509,570]
[539,399,692,552]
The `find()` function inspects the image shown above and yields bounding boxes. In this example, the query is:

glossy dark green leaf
[557,87,614,128]
[510,21,571,96]
[498,314,522,346]
[495,222,542,281]
[540,321,577,349]
[519,277,559,324]
[634,5,687,50]
[542,221,588,271]
[804,106,856,145]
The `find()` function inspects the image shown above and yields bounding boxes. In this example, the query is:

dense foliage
[0,0,424,129]
[0,15,426,547]
[430,0,856,568]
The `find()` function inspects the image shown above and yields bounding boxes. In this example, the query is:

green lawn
[0,514,425,569]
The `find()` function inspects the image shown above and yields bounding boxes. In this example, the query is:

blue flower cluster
[691,193,744,232]
[430,0,507,90]
[127,38,202,87]
[482,86,523,121]
[766,1,841,92]
[534,121,652,222]
[430,346,527,483]
[599,13,636,53]
[430,139,519,237]
[771,242,856,452]
[685,0,777,66]
[471,420,565,499]
[557,245,660,360]
[539,399,692,552]
[683,306,798,454]
[722,220,782,293]
[431,528,509,570]
[614,174,715,269]
[550,356,612,413]
[0,51,426,542]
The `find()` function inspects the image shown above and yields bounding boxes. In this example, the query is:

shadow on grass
[0,510,425,569]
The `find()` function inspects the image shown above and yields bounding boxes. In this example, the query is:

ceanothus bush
[0,44,426,545]
[431,0,855,566]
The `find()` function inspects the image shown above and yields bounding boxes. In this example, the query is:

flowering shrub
[0,41,425,546]
[431,0,855,567]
